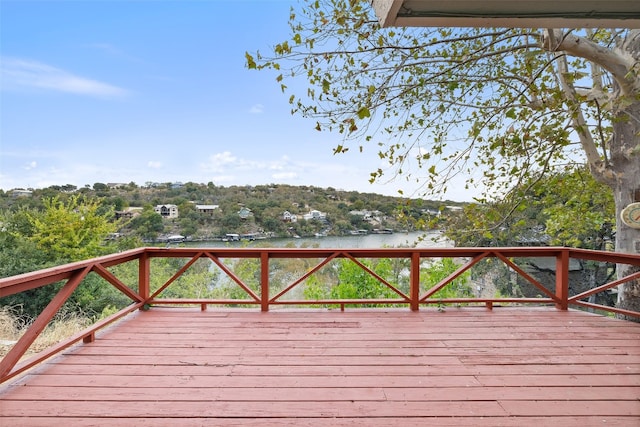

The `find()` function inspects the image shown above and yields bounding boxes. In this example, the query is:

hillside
[1,182,464,240]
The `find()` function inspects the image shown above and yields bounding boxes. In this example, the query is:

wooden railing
[1,246,639,383]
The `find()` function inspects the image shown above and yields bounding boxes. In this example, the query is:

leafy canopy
[20,195,118,262]
[247,0,629,201]
[446,166,615,248]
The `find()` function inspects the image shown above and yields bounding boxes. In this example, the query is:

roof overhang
[371,0,640,28]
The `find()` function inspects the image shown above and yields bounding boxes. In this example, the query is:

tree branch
[555,53,614,185]
[542,29,637,96]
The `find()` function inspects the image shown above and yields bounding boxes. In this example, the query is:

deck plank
[0,416,636,427]
[1,307,640,425]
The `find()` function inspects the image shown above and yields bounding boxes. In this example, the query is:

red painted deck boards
[1,307,639,426]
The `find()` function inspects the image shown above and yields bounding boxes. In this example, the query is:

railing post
[261,251,269,312]
[139,251,150,303]
[410,251,420,311]
[83,332,95,343]
[555,249,569,310]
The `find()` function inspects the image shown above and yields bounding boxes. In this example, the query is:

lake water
[183,231,450,249]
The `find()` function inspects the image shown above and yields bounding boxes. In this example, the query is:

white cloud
[272,172,298,180]
[249,104,264,114]
[201,152,303,177]
[200,151,239,173]
[268,158,289,171]
[24,161,37,170]
[0,56,129,98]
[147,161,162,169]
[199,152,308,185]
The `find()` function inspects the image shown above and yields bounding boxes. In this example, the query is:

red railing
[1,246,639,383]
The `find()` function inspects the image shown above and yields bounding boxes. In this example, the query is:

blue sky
[1,0,470,200]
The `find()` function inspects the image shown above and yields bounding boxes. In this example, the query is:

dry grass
[0,307,22,350]
[0,306,91,358]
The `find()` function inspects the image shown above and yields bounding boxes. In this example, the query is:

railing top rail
[143,246,575,258]
[0,247,147,297]
[0,247,146,285]
[567,248,640,264]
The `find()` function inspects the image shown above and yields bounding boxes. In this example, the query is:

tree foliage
[537,168,615,248]
[0,195,133,319]
[422,258,473,300]
[331,258,399,302]
[129,206,164,240]
[301,256,472,307]
[0,209,50,278]
[448,166,615,248]
[248,2,637,203]
[18,195,118,262]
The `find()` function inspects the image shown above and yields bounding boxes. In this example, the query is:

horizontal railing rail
[1,246,639,383]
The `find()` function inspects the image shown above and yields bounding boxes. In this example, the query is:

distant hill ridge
[1,182,464,240]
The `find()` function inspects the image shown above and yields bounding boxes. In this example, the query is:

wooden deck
[1,307,639,426]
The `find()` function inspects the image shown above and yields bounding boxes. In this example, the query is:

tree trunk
[612,99,640,319]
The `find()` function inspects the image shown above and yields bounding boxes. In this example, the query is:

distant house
[282,211,298,223]
[115,211,134,220]
[195,204,219,215]
[11,189,32,198]
[350,210,384,223]
[238,207,252,220]
[421,209,441,216]
[303,209,326,221]
[115,207,142,220]
[107,183,126,189]
[154,204,179,218]
[350,210,372,221]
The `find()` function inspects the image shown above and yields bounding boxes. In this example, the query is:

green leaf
[322,79,330,93]
[245,52,256,69]
[356,107,370,119]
